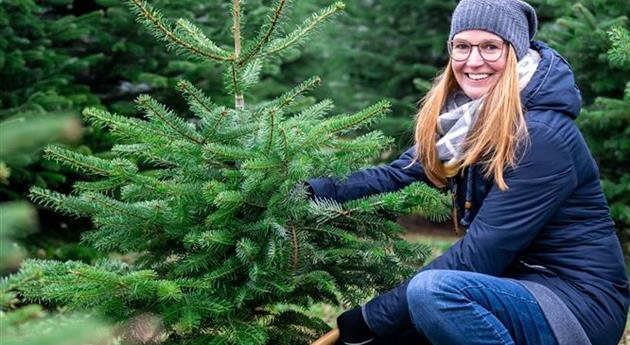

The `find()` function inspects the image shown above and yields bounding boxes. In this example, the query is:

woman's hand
[334,306,378,345]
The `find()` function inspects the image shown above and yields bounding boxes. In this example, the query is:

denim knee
[406,269,456,312]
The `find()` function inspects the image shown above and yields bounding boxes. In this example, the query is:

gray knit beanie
[449,0,538,60]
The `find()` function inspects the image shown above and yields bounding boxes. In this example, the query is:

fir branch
[301,224,362,246]
[156,279,184,302]
[204,143,257,161]
[264,108,278,155]
[238,0,287,67]
[29,187,92,217]
[284,99,334,128]
[174,18,228,57]
[308,198,346,225]
[573,3,597,30]
[44,145,136,177]
[128,0,233,62]
[307,183,448,228]
[83,107,172,144]
[213,123,258,143]
[608,26,630,68]
[266,2,345,55]
[201,257,242,284]
[73,178,125,193]
[263,76,321,153]
[277,76,322,109]
[322,100,390,134]
[279,127,289,161]
[289,224,299,270]
[209,108,231,137]
[213,190,244,210]
[82,192,149,221]
[235,238,260,264]
[171,253,219,277]
[242,158,281,171]
[177,80,218,119]
[136,95,204,145]
[339,182,451,222]
[240,58,263,92]
[300,100,391,149]
[184,229,234,251]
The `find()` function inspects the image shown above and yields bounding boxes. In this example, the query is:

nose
[466,46,484,67]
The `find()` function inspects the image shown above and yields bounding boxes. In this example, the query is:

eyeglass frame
[446,39,508,62]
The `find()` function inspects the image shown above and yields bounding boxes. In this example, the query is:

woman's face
[450,30,508,99]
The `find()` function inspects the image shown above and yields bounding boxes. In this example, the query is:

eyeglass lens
[448,40,504,62]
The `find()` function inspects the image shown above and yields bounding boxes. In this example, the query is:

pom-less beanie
[449,0,538,60]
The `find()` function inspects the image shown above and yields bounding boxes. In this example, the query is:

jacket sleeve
[306,146,429,203]
[362,122,579,338]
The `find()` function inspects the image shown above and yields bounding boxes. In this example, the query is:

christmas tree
[576,25,630,255]
[537,0,629,103]
[13,1,449,344]
[537,0,630,256]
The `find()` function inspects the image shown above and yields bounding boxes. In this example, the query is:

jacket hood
[520,41,582,119]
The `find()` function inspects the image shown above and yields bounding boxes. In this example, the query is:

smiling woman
[307,0,630,344]
[414,28,539,191]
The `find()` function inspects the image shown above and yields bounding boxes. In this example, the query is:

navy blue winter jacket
[307,41,629,345]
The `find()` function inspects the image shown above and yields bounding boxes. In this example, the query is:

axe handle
[311,328,340,345]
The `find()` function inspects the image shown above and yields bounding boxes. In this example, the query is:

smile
[465,73,492,81]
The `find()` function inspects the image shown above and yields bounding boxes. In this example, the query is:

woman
[306,1,629,344]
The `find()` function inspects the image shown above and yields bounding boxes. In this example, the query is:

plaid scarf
[436,48,541,165]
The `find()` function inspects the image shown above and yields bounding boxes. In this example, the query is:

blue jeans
[397,269,558,345]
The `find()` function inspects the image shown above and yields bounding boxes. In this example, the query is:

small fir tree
[14,1,449,344]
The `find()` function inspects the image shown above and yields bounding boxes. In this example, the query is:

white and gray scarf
[436,49,542,165]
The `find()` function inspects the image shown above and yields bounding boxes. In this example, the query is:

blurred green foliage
[280,0,457,154]
[536,0,630,256]
[0,114,112,345]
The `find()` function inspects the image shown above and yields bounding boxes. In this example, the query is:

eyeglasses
[447,40,506,62]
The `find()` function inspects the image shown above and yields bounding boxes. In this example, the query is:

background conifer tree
[576,25,630,255]
[536,0,630,256]
[13,1,449,344]
[1,0,275,264]
[279,0,458,154]
[0,115,112,345]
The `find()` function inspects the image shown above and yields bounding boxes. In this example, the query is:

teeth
[467,73,490,80]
